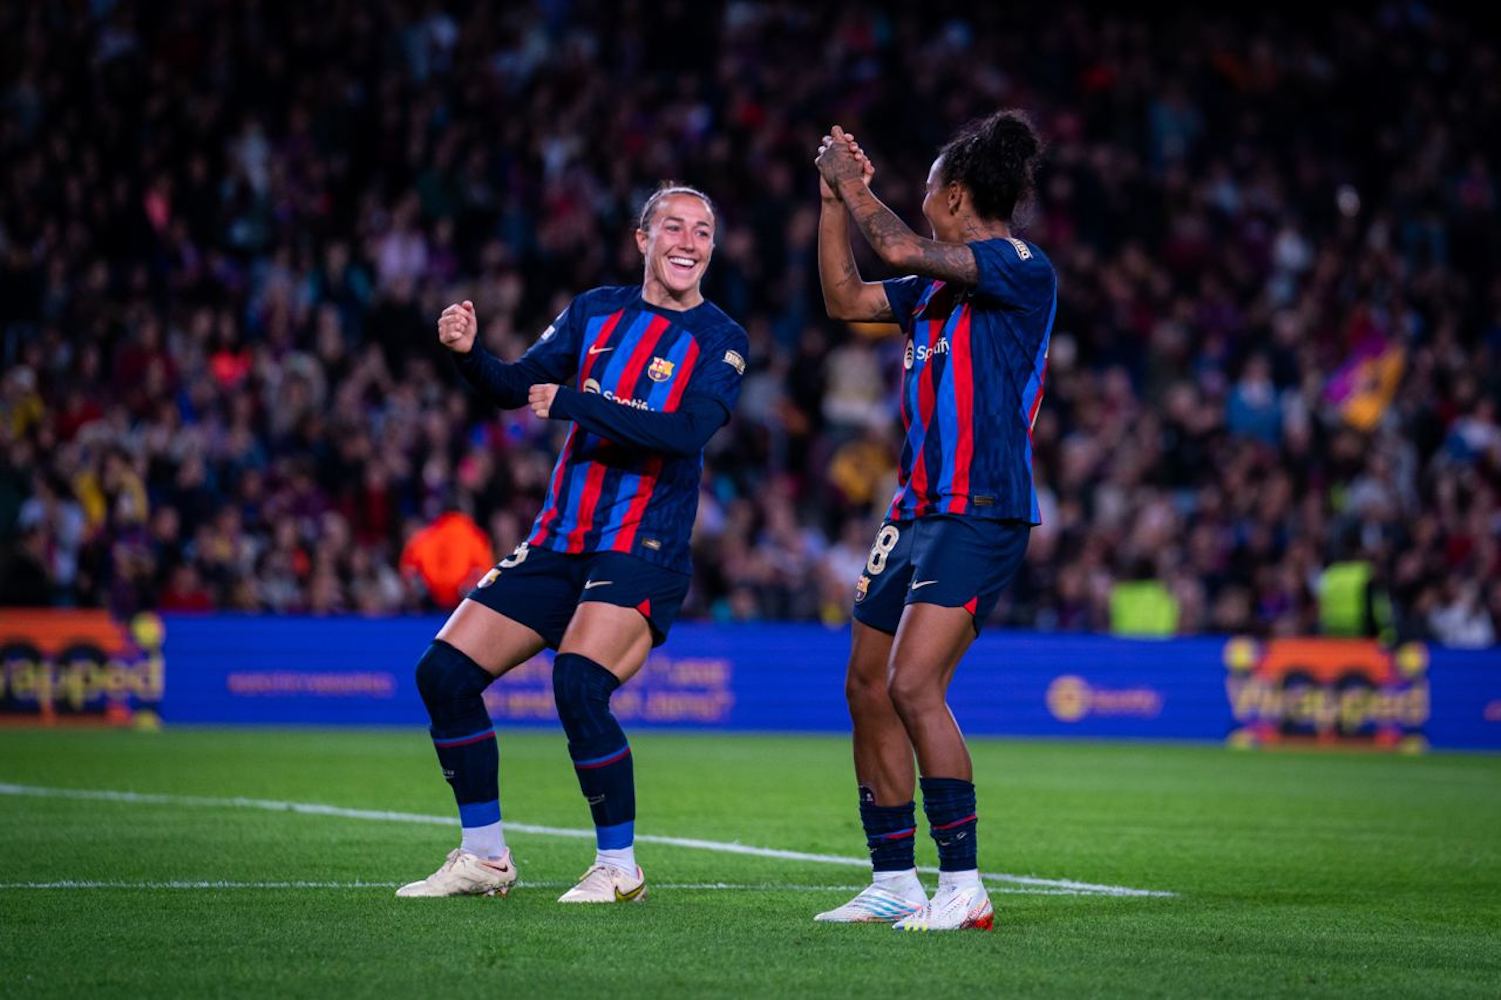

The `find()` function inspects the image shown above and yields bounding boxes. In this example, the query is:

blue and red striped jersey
[522,285,748,573]
[881,236,1057,524]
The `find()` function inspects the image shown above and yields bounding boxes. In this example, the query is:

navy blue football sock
[920,776,978,872]
[858,786,918,873]
[415,641,503,852]
[552,652,635,850]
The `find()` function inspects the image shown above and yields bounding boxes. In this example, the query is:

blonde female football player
[396,185,748,903]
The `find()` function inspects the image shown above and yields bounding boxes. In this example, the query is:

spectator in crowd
[398,504,495,610]
[0,3,1496,645]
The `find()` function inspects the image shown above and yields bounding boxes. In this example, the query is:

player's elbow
[823,293,862,322]
[818,272,857,320]
[824,285,886,323]
[876,236,924,272]
[654,416,720,458]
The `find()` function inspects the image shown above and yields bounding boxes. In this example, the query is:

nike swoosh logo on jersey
[588,346,614,355]
[910,580,939,590]
[583,580,613,589]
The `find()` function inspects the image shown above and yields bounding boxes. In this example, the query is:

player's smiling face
[637,193,715,303]
[921,156,964,243]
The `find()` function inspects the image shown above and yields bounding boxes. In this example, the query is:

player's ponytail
[937,110,1042,224]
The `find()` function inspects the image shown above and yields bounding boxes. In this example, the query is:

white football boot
[814,882,928,923]
[892,882,994,932]
[395,848,518,898]
[557,863,648,903]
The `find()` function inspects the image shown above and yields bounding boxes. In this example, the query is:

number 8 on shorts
[865,524,901,575]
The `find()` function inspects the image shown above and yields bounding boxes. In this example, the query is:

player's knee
[415,640,492,711]
[845,671,892,716]
[887,669,943,722]
[552,651,621,738]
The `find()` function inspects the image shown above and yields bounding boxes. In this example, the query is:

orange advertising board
[1224,637,1428,751]
[0,609,164,726]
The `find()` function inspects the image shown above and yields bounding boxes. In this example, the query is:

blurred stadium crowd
[1,3,1497,646]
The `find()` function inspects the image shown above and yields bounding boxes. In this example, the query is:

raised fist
[437,300,478,354]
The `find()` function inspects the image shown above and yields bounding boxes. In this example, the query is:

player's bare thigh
[558,602,653,683]
[886,602,975,699]
[886,602,976,779]
[437,599,547,677]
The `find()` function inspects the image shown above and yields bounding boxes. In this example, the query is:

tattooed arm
[839,184,979,285]
[815,129,892,322]
[818,183,894,323]
[815,131,980,285]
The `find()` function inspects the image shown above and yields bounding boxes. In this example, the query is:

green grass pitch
[2,727,1499,998]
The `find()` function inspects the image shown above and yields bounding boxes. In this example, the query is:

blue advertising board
[152,616,1501,749]
[1426,651,1501,749]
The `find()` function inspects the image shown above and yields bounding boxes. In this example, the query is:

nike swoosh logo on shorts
[588,346,614,355]
[910,580,939,590]
[584,580,613,589]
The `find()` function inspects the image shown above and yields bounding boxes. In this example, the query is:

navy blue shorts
[466,543,691,649]
[851,515,1031,635]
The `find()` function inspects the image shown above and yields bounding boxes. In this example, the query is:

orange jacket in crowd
[398,512,495,608]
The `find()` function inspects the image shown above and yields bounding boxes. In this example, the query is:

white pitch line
[0,880,864,892]
[0,782,1175,898]
[0,880,401,890]
[0,879,1110,896]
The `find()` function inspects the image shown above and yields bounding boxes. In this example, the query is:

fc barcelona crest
[647,356,675,382]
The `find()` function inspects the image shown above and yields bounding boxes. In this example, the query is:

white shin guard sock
[460,821,506,860]
[937,868,982,891]
[595,845,636,874]
[873,867,926,901]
